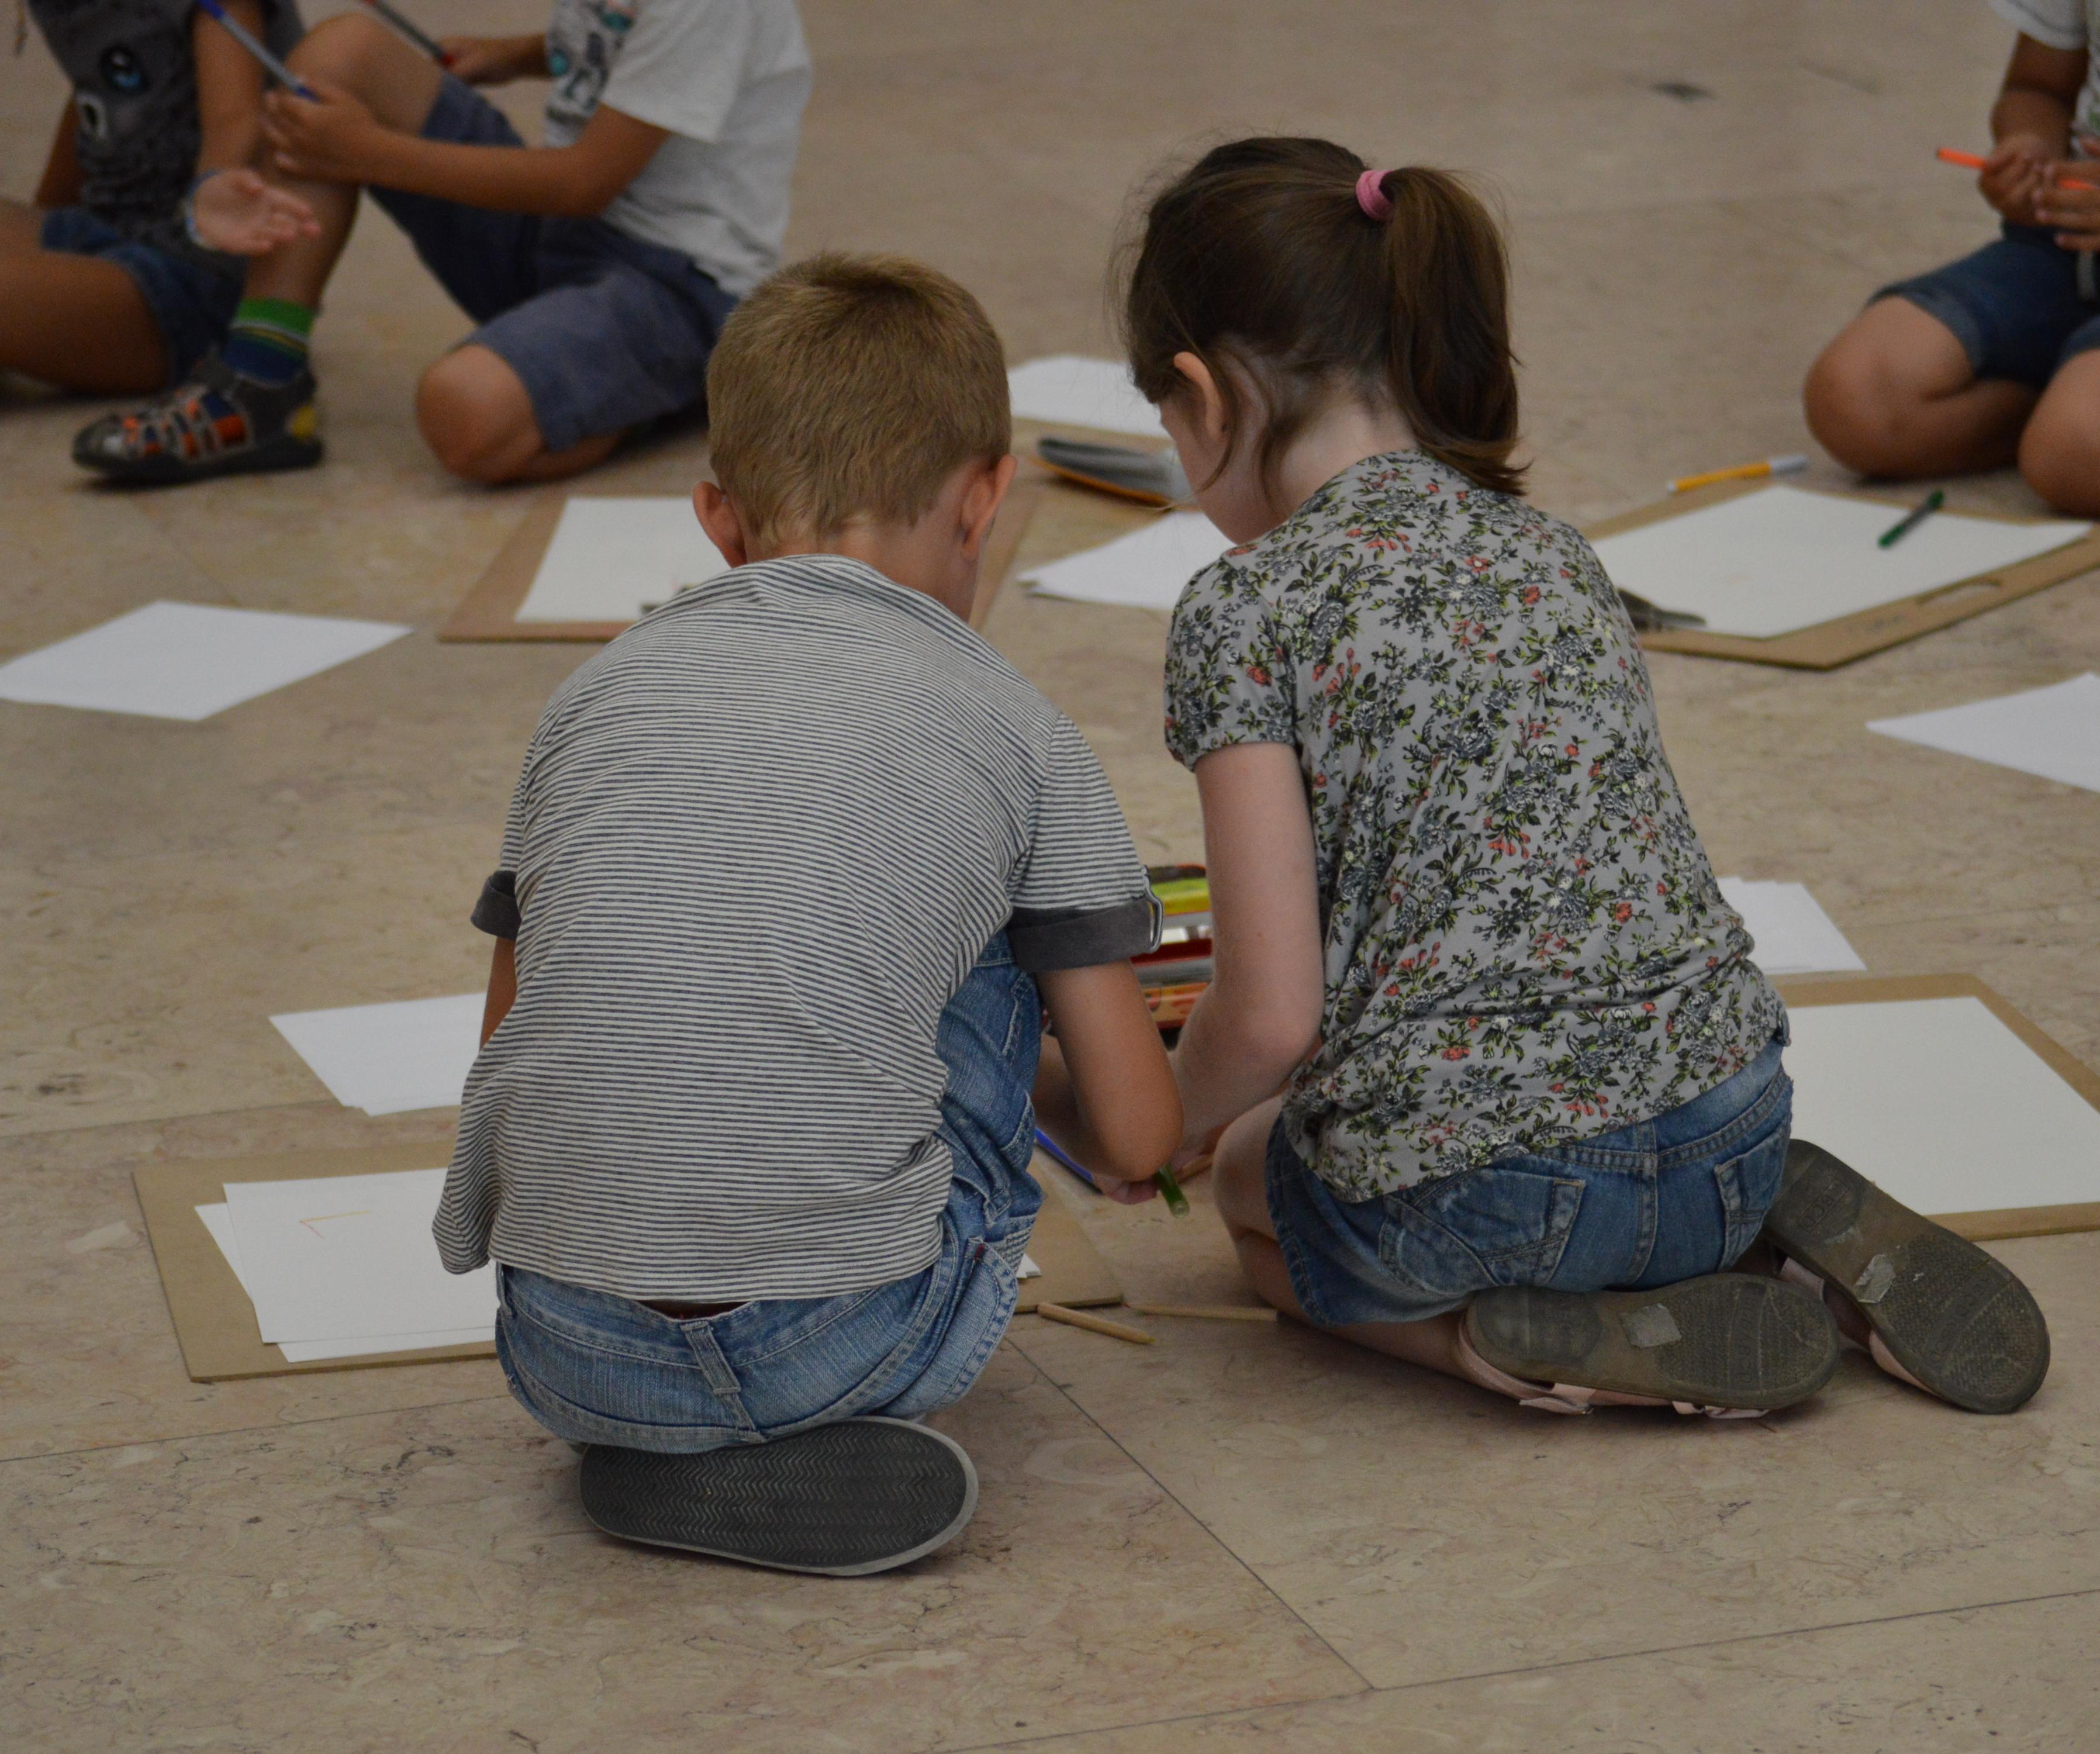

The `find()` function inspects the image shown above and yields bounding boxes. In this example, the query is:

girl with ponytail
[1120,138,1991,1421]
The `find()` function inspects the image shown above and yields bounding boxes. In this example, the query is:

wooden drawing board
[138,1137,1121,1381]
[440,469,1045,643]
[1587,479,2100,668]
[1776,973,2100,1240]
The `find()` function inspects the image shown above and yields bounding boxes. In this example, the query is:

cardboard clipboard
[440,469,1045,643]
[136,1137,1121,1382]
[1588,479,2100,669]
[1776,972,2100,1240]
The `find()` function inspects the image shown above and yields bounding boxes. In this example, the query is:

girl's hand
[261,77,385,184]
[1980,134,2053,225]
[1099,1175,1159,1206]
[188,167,320,255]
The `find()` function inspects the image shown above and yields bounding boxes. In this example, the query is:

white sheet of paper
[270,993,484,1116]
[1590,486,2091,639]
[195,1201,490,1361]
[0,601,408,721]
[224,1169,496,1345]
[1023,512,1232,610]
[1018,1253,1041,1280]
[517,498,731,623]
[1787,997,2100,1217]
[1866,672,2100,795]
[1716,878,1864,976]
[1008,355,1166,438]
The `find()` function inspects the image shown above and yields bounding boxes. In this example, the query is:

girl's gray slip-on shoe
[579,1417,979,1576]
[1762,1139,2050,1415]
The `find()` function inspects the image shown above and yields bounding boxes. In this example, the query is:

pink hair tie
[1355,167,1394,222]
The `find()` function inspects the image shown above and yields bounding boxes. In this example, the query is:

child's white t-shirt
[1992,0,2100,140]
[542,0,811,296]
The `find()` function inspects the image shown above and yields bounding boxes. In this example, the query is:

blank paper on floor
[1023,512,1232,610]
[224,1169,495,1345]
[1716,878,1864,976]
[1867,672,2100,795]
[517,498,731,623]
[271,993,485,1116]
[0,601,409,721]
[1590,486,2091,639]
[1787,997,2100,1218]
[1008,355,1167,438]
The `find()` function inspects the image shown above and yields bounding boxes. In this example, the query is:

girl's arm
[188,0,319,254]
[1170,743,1326,1158]
[33,98,83,209]
[262,78,666,219]
[1034,962,1182,1194]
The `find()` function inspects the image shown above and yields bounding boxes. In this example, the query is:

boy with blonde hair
[444,253,1180,1575]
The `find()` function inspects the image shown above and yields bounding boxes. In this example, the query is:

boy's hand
[1980,134,2053,225]
[262,77,386,184]
[438,35,541,85]
[2039,149,2100,249]
[189,167,320,255]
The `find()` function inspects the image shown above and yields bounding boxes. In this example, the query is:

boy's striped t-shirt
[437,554,1156,1301]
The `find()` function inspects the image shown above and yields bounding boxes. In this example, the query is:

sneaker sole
[578,1417,979,1576]
[74,436,323,485]
[1764,1140,2050,1414]
[1466,1274,1839,1410]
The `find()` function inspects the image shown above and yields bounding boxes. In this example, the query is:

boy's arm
[1980,34,2086,226]
[1168,743,1325,1162]
[1034,963,1182,1197]
[481,936,517,1045]
[32,98,82,209]
[262,80,666,218]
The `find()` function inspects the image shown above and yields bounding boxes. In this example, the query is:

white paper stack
[1867,672,2100,795]
[1022,511,1234,610]
[1716,878,1864,976]
[197,1168,493,1362]
[518,498,731,623]
[271,993,485,1116]
[1008,355,1166,438]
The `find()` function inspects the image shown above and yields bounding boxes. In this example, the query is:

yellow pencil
[1668,454,1808,493]
[1037,1303,1155,1345]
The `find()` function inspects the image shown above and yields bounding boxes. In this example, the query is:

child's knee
[2017,378,2100,513]
[416,350,536,484]
[1803,329,1913,472]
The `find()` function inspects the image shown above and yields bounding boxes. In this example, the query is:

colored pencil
[1036,1303,1155,1345]
[1033,1126,1100,1192]
[355,0,449,63]
[1877,489,1944,548]
[1937,146,2096,192]
[1152,1162,1191,1216]
[1667,454,1807,493]
[1127,1303,1278,1322]
[194,0,316,98]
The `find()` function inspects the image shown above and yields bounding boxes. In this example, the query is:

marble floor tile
[6,1351,1363,1753]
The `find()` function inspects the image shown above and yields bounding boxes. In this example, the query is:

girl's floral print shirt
[1165,451,1784,1199]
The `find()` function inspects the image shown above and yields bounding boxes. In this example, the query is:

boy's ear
[959,453,1018,559]
[693,480,751,567]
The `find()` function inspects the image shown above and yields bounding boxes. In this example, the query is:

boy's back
[439,553,1149,1298]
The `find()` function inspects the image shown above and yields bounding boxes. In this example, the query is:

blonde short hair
[706,253,1011,545]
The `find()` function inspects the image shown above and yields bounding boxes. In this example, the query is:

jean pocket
[1380,1163,1587,1303]
[879,1243,1020,1422]
[1713,1120,1791,1267]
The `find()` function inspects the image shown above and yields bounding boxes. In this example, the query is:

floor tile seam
[996,1334,1378,1694]
[0,1093,458,1146]
[0,1391,516,1468]
[939,1682,1376,1754]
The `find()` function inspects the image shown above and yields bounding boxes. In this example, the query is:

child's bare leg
[1804,298,2036,477]
[0,199,168,392]
[1211,1097,1473,1380]
[2016,348,2100,513]
[415,343,622,484]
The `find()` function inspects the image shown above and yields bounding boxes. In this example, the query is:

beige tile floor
[6,2,2100,1748]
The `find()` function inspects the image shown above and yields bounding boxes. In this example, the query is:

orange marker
[1937,146,2096,191]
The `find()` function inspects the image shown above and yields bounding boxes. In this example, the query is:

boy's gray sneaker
[579,1417,978,1575]
[72,351,322,484]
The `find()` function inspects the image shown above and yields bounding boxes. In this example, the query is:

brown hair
[707,252,1010,544]
[1120,139,1524,498]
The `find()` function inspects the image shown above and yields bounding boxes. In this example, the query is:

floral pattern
[1165,451,1785,1198]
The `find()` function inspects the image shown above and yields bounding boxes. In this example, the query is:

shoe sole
[74,436,323,485]
[578,1417,979,1576]
[1466,1273,1839,1410]
[1764,1140,2050,1414]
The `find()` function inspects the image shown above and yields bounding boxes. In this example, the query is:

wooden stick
[1036,1303,1155,1345]
[1126,1303,1277,1323]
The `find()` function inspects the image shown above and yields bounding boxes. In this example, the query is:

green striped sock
[223,297,315,386]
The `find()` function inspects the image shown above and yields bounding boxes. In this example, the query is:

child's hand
[1099,1175,1159,1206]
[2039,161,2100,250]
[438,36,532,85]
[1979,134,2053,225]
[262,77,385,184]
[188,167,320,255]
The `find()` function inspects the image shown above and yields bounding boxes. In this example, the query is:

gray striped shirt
[437,554,1155,1299]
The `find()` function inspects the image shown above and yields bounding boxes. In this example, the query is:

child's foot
[1761,1139,2050,1414]
[1460,1275,1839,1415]
[72,352,322,484]
[578,1416,978,1575]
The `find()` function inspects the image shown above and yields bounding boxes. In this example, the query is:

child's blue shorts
[493,935,1045,1452]
[1267,1034,1792,1329]
[39,208,242,386]
[369,76,737,453]
[1878,222,2100,389]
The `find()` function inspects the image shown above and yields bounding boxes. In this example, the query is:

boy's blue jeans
[494,936,1044,1452]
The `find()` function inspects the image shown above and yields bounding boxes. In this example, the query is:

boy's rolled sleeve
[469,762,533,940]
[1007,716,1158,973]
